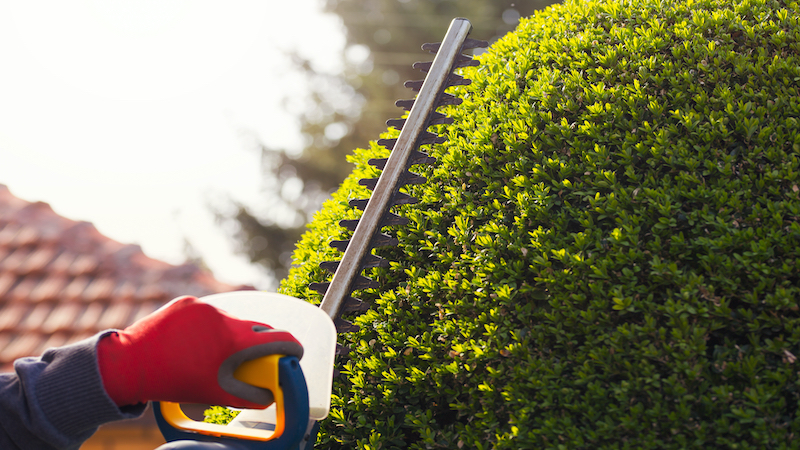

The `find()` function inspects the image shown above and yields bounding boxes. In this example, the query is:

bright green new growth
[203,405,240,425]
[281,0,800,447]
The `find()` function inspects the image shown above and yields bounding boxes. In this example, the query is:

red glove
[97,295,303,409]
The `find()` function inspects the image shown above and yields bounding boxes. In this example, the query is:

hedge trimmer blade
[308,18,487,355]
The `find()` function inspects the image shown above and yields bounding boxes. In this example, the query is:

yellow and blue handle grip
[153,355,314,450]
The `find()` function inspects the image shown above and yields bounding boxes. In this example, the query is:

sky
[0,0,344,289]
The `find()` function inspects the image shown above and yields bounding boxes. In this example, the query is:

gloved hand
[97,295,303,409]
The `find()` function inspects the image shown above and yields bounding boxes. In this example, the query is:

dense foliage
[281,0,800,447]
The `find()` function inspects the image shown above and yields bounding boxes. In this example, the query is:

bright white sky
[0,0,344,289]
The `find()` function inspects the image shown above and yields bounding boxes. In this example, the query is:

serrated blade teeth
[415,52,479,75]
[350,192,418,211]
[421,42,441,53]
[367,158,387,170]
[358,171,427,191]
[329,239,349,251]
[334,318,360,334]
[377,138,397,150]
[339,218,359,231]
[413,61,432,73]
[381,212,409,227]
[351,275,378,290]
[416,154,437,165]
[319,254,389,273]
[454,53,480,68]
[394,91,472,111]
[309,282,330,295]
[419,131,446,144]
[419,131,436,140]
[404,80,424,92]
[348,198,369,210]
[363,254,390,268]
[408,150,437,166]
[386,118,406,129]
[407,75,471,91]
[335,343,350,356]
[371,232,398,247]
[328,232,397,254]
[428,112,454,125]
[378,133,444,149]
[396,99,415,111]
[398,171,427,186]
[341,212,409,231]
[369,148,437,170]
[391,192,419,206]
[447,74,471,87]
[319,260,339,274]
[462,38,489,50]
[342,296,370,313]
[436,93,463,107]
[378,135,444,150]
[358,178,378,190]
[422,38,486,54]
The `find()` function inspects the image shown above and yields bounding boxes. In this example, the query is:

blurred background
[0,0,557,290]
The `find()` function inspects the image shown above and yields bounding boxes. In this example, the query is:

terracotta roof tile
[3,334,42,362]
[0,224,21,247]
[0,303,28,331]
[0,247,10,265]
[20,247,56,274]
[0,184,252,371]
[111,280,137,300]
[40,303,82,334]
[29,275,68,302]
[131,301,162,323]
[0,273,16,297]
[75,303,105,331]
[0,334,12,356]
[97,302,134,330]
[49,251,76,275]
[68,254,100,276]
[63,276,91,301]
[137,284,168,301]
[7,276,39,302]
[82,277,116,302]
[1,247,30,274]
[70,331,95,345]
[40,332,70,353]
[21,303,53,331]
[13,226,39,247]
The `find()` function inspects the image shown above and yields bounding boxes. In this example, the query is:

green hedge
[280,0,800,447]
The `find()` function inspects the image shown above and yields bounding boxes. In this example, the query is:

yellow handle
[159,354,285,441]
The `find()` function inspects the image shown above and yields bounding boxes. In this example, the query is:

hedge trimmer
[153,18,486,450]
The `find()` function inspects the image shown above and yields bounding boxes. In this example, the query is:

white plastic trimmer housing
[203,291,337,428]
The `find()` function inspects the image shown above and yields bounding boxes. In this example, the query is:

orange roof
[0,184,251,371]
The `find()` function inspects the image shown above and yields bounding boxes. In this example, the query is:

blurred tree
[221,0,560,285]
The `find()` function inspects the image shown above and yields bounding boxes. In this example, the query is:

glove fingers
[231,320,304,358]
[217,340,304,406]
[256,329,303,356]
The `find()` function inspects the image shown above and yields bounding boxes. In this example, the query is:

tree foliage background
[219,0,560,285]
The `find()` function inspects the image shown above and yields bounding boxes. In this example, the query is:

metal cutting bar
[319,18,474,319]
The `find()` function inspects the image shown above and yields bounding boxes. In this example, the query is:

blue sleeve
[0,332,147,450]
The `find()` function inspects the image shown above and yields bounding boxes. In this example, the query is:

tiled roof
[0,184,251,371]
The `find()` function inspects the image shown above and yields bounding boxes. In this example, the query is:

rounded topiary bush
[281,0,800,447]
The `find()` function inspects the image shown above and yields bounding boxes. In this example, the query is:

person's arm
[0,295,303,450]
[0,333,146,450]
